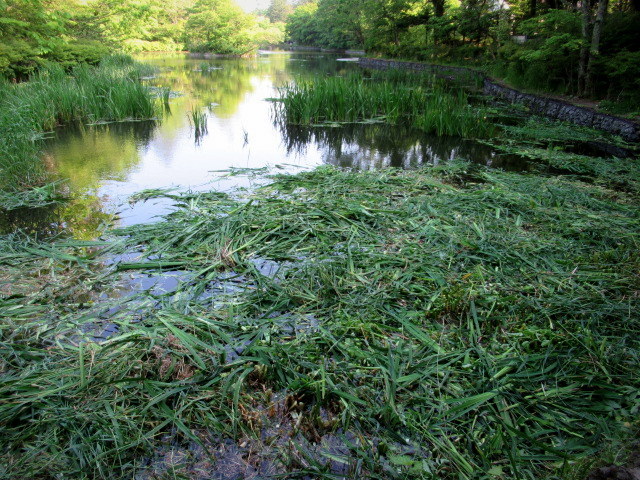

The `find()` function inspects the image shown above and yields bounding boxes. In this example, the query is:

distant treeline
[0,0,286,80]
[285,0,640,107]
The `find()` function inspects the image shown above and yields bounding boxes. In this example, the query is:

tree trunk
[577,0,592,96]
[433,0,445,16]
[584,0,608,96]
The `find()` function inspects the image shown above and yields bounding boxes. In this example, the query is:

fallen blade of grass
[1,160,639,478]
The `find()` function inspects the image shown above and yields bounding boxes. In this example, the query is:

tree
[286,2,321,44]
[74,0,194,52]
[184,0,256,54]
[315,0,366,49]
[267,0,291,22]
[578,0,609,96]
[0,0,72,78]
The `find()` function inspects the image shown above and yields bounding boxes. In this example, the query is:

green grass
[273,72,492,138]
[0,57,161,209]
[1,158,638,478]
[188,107,208,139]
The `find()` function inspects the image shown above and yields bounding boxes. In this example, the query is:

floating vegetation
[1,157,639,478]
[273,72,493,138]
[196,62,222,73]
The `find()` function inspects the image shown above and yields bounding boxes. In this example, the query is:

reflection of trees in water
[279,123,502,170]
[0,193,112,239]
[45,122,153,191]
[146,54,361,119]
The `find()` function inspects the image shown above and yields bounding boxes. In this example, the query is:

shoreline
[359,57,640,142]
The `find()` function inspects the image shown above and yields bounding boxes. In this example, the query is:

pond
[0,52,519,238]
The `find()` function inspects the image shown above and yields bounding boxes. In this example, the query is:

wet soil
[587,445,640,480]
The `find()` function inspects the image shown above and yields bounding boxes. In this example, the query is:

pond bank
[359,57,640,142]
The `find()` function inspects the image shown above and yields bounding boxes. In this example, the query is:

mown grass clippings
[1,157,639,479]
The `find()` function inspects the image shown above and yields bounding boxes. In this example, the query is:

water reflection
[0,194,112,239]
[21,52,515,238]
[47,122,154,190]
[280,123,523,171]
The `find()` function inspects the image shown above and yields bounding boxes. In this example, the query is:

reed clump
[0,57,161,209]
[274,72,492,138]
[1,158,638,478]
[188,107,208,139]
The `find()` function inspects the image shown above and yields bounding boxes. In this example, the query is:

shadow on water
[0,192,114,238]
[0,205,61,236]
[280,123,529,171]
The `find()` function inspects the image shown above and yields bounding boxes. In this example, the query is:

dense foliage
[0,0,285,79]
[285,0,640,106]
[185,0,286,55]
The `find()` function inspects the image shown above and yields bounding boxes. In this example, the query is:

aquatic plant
[1,160,638,478]
[0,58,161,209]
[159,86,171,111]
[188,107,208,141]
[274,72,492,138]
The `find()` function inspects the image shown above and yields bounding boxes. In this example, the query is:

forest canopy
[285,0,640,105]
[1,0,638,105]
[0,0,285,78]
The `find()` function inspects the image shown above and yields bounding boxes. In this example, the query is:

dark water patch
[135,400,373,479]
[568,140,638,159]
[280,123,529,172]
[0,205,61,236]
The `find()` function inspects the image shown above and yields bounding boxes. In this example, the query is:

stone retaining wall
[358,58,640,142]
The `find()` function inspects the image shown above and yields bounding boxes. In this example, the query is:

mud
[587,446,640,480]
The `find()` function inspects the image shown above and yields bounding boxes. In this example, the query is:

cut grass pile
[482,116,640,194]
[0,57,161,209]
[273,72,492,138]
[1,159,639,479]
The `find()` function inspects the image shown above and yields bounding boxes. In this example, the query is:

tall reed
[0,58,161,208]
[274,72,492,138]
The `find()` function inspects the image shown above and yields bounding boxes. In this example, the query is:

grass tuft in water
[274,71,492,138]
[188,107,208,141]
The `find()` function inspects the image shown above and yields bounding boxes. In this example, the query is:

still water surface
[3,52,507,238]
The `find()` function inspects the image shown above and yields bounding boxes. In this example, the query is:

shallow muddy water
[0,52,523,237]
